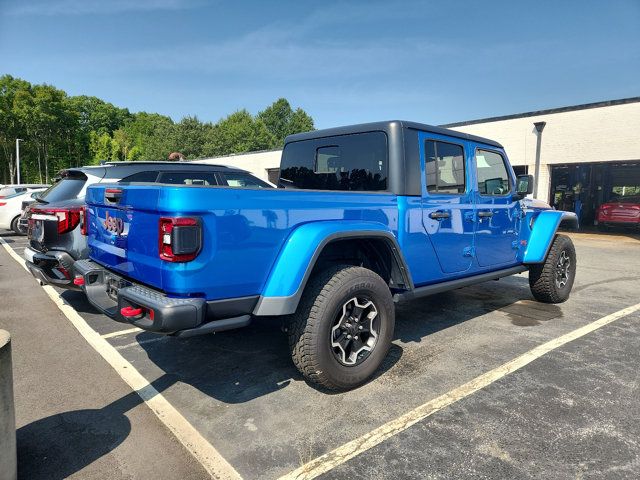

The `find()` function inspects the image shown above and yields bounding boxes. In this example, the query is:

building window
[425,140,466,194]
[513,165,529,176]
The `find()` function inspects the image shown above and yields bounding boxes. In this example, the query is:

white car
[0,188,48,234]
[0,184,49,198]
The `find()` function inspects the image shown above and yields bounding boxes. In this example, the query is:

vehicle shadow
[130,274,541,404]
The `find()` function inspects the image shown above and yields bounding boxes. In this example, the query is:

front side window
[425,140,466,194]
[279,131,388,191]
[476,150,510,196]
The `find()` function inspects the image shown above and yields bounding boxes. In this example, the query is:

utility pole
[533,122,546,199]
[15,139,23,184]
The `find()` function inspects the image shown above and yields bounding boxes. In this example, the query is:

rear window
[38,171,88,203]
[0,187,25,197]
[279,131,388,191]
[157,171,219,186]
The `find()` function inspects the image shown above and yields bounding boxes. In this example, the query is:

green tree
[0,75,316,180]
[257,98,314,148]
[172,116,212,159]
[122,112,175,160]
[0,75,30,182]
[203,110,274,157]
[111,128,133,161]
[89,131,113,163]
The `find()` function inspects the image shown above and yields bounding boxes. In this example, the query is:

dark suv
[25,161,270,289]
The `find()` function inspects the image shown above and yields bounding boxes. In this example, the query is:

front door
[421,135,475,274]
[473,148,520,267]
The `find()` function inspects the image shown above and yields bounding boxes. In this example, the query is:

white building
[199,97,640,226]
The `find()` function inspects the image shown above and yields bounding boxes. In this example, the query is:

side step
[172,315,252,338]
[394,266,527,303]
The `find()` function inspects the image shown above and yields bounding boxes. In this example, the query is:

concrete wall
[194,150,281,182]
[0,330,16,480]
[449,101,640,202]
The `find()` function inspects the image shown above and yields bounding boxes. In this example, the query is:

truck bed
[86,184,401,300]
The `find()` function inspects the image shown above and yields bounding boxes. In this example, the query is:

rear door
[420,133,475,274]
[473,148,520,267]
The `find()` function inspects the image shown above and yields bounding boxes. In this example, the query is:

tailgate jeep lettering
[104,211,124,235]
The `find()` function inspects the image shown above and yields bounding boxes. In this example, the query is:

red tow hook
[73,276,85,286]
[120,306,144,317]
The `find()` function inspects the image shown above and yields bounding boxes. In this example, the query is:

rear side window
[476,150,511,196]
[119,171,159,183]
[221,172,271,188]
[38,171,88,202]
[157,171,219,186]
[279,131,388,191]
[425,140,466,194]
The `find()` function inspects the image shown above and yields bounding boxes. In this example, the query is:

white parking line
[101,327,143,339]
[0,237,242,480]
[280,302,640,480]
[115,337,167,350]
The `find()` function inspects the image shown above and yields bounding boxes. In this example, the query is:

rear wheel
[10,216,23,235]
[287,265,394,391]
[528,234,576,303]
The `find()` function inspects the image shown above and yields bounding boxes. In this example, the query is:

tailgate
[86,185,165,290]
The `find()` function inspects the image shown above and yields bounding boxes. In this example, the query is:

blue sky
[1,0,638,128]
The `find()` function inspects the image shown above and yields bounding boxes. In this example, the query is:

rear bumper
[24,247,79,290]
[72,259,256,336]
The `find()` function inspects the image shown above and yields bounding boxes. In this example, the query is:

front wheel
[528,234,576,303]
[287,265,395,391]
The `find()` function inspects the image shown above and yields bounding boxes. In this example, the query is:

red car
[596,196,640,230]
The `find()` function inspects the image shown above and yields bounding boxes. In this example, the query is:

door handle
[478,211,494,218]
[429,211,451,220]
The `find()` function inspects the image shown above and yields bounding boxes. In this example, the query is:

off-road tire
[528,234,576,303]
[10,215,23,235]
[287,265,394,391]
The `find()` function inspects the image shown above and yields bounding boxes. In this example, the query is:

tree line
[0,74,314,184]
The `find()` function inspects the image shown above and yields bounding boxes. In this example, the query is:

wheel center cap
[345,322,359,335]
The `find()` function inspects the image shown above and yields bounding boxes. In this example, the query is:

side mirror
[516,174,534,198]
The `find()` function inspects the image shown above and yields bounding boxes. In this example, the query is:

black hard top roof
[285,120,503,148]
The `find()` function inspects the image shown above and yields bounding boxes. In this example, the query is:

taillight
[31,207,83,234]
[81,206,88,236]
[159,217,202,262]
[0,202,6,207]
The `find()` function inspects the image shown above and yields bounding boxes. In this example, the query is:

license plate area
[106,274,130,301]
[29,220,45,243]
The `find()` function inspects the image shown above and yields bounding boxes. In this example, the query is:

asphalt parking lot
[1,230,639,479]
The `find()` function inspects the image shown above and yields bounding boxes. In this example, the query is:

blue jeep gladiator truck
[74,121,577,390]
